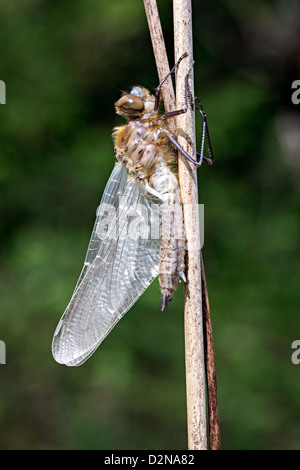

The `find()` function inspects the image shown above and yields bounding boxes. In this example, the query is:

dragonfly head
[115,86,155,119]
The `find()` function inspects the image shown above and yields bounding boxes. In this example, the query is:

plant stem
[201,251,221,450]
[173,0,207,450]
[143,0,176,133]
[144,0,220,451]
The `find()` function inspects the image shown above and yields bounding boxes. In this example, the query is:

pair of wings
[52,163,162,366]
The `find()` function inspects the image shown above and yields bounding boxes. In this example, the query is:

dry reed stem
[201,252,221,449]
[173,0,207,450]
[143,0,176,133]
[144,0,220,451]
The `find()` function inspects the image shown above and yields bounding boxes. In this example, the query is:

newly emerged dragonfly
[52,54,214,366]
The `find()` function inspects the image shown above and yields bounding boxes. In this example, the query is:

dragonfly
[52,53,214,366]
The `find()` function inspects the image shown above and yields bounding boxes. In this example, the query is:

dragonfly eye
[115,94,144,113]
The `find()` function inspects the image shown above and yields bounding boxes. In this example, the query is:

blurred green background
[0,0,300,450]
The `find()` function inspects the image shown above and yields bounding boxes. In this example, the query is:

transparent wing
[52,163,161,366]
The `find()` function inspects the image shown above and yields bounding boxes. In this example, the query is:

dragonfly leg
[153,52,188,114]
[155,60,195,120]
[158,93,215,166]
[197,153,214,165]
[160,128,202,167]
[194,97,215,165]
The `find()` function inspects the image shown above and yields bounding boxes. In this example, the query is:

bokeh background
[0,0,300,450]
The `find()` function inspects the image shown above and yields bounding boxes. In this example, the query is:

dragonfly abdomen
[150,167,186,311]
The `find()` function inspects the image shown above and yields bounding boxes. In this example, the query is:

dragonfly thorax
[113,120,166,179]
